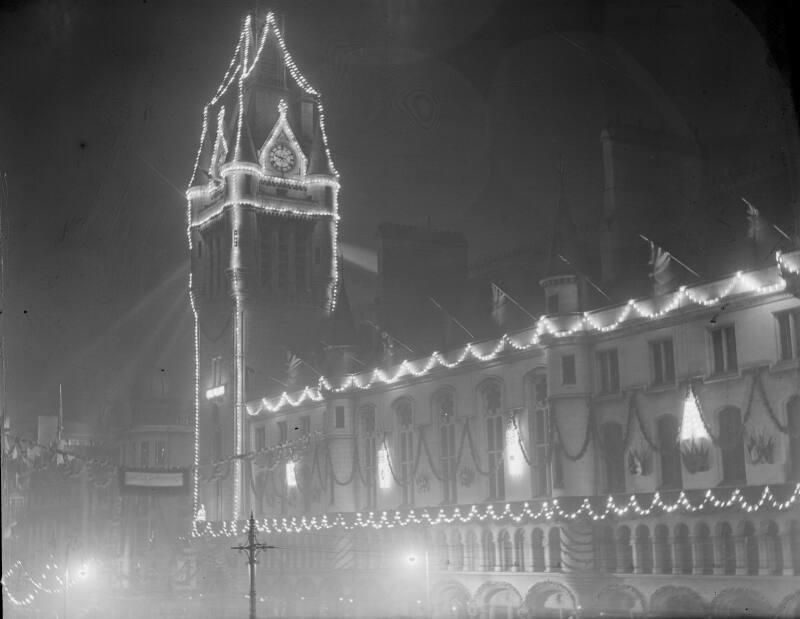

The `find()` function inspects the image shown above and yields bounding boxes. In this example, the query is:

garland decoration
[190,482,800,538]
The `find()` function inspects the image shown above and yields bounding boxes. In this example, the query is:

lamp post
[407,550,430,617]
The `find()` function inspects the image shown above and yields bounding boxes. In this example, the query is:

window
[481,381,505,500]
[140,441,150,468]
[601,423,625,493]
[278,231,290,292]
[650,338,675,385]
[776,310,800,361]
[528,374,550,496]
[259,225,272,288]
[561,355,576,385]
[596,349,620,394]
[719,407,746,483]
[546,293,559,315]
[255,426,266,452]
[435,390,457,504]
[325,186,333,208]
[212,406,222,459]
[657,415,682,489]
[277,420,288,444]
[300,416,311,436]
[361,407,377,509]
[155,441,167,467]
[295,232,308,293]
[334,406,345,429]
[395,399,415,506]
[211,356,223,387]
[710,325,737,374]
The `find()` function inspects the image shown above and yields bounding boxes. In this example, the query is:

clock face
[269,144,296,173]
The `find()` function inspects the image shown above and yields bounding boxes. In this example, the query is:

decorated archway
[776,591,800,618]
[595,584,646,618]
[649,586,706,618]
[431,580,471,619]
[473,581,523,619]
[711,588,772,618]
[522,581,578,619]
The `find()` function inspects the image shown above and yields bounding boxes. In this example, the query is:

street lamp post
[408,550,431,617]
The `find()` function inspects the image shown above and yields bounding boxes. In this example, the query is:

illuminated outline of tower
[186,13,340,522]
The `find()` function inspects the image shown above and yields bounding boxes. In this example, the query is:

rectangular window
[300,416,311,436]
[335,406,345,429]
[140,441,150,468]
[710,325,738,374]
[650,338,676,385]
[399,426,415,506]
[561,355,576,385]
[546,293,559,315]
[277,420,288,444]
[259,226,272,288]
[211,356,223,387]
[776,310,800,361]
[486,414,505,500]
[296,233,308,293]
[155,441,167,467]
[596,349,620,394]
[255,426,266,452]
[278,232,289,292]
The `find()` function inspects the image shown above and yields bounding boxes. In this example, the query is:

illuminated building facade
[186,12,800,619]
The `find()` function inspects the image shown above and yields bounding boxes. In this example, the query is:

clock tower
[186,13,340,522]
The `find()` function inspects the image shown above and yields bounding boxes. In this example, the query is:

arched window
[434,389,458,504]
[597,525,616,573]
[548,528,562,571]
[674,524,692,575]
[741,521,759,575]
[451,530,465,571]
[787,397,800,481]
[465,530,478,571]
[616,526,633,573]
[719,407,746,483]
[635,525,653,574]
[498,530,513,571]
[394,398,415,506]
[528,373,551,496]
[531,528,545,572]
[360,406,377,509]
[654,524,672,574]
[434,530,450,570]
[657,415,682,489]
[513,529,525,571]
[482,530,497,571]
[762,521,783,575]
[717,522,736,575]
[694,522,714,575]
[601,422,626,493]
[481,380,505,500]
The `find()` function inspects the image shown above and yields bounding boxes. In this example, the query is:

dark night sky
[1,0,798,431]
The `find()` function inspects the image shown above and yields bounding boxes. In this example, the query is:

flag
[491,283,509,326]
[743,197,761,241]
[648,240,672,288]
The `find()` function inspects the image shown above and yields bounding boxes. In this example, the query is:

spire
[188,11,338,182]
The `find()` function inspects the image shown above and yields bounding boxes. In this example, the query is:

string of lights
[190,482,800,539]
[248,262,791,416]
